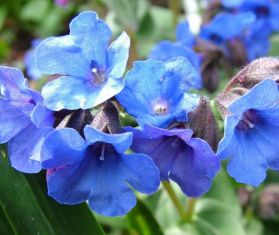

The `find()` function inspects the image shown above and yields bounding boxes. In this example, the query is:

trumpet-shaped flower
[126,125,220,197]
[0,66,54,173]
[35,11,130,111]
[218,79,279,186]
[117,58,200,128]
[41,125,160,216]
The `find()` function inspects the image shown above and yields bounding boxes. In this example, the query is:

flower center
[90,67,107,86]
[236,109,257,131]
[153,100,169,115]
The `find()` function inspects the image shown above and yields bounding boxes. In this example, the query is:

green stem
[162,181,185,218]
[184,198,197,222]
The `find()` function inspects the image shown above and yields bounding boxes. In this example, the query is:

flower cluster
[0,11,220,217]
[2,10,279,218]
[150,0,279,92]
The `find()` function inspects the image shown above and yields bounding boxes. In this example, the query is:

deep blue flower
[218,79,279,186]
[41,125,160,216]
[126,125,220,197]
[117,58,200,128]
[237,0,279,33]
[24,39,43,80]
[0,66,54,173]
[35,11,130,111]
[200,12,255,46]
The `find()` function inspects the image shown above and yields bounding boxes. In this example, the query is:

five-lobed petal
[126,125,220,197]
[35,11,130,111]
[117,58,200,128]
[41,125,160,216]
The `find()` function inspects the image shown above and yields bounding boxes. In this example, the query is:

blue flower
[41,125,160,216]
[117,58,200,128]
[200,12,255,45]
[175,21,195,47]
[126,125,220,197]
[35,11,130,111]
[0,66,54,173]
[149,21,201,83]
[237,0,279,33]
[149,41,201,75]
[218,79,279,186]
[244,19,271,61]
[24,39,43,80]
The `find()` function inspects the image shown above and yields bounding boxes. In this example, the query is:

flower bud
[226,38,247,67]
[91,101,122,134]
[230,57,279,89]
[258,184,279,221]
[215,90,243,118]
[187,96,219,151]
[196,38,224,92]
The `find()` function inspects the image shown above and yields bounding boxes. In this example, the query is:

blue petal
[127,125,193,142]
[149,41,201,72]
[170,138,220,196]
[88,152,160,216]
[221,106,279,186]
[164,57,201,90]
[176,21,195,47]
[117,59,200,128]
[128,126,219,196]
[24,39,43,80]
[8,124,53,173]
[31,103,54,128]
[47,152,96,205]
[0,66,29,101]
[35,36,90,78]
[84,125,133,153]
[117,59,166,115]
[200,12,255,41]
[221,0,243,8]
[42,75,125,110]
[107,31,130,78]
[41,128,87,169]
[229,79,279,116]
[47,142,159,216]
[127,126,192,180]
[69,11,112,67]
[217,115,240,159]
[0,99,31,143]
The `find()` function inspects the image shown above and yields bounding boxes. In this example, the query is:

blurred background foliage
[1,0,279,235]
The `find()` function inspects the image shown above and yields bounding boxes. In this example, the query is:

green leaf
[127,198,164,235]
[194,198,246,235]
[20,0,50,23]
[102,0,149,32]
[0,152,105,235]
[205,168,242,217]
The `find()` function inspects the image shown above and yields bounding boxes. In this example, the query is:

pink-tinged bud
[226,57,279,91]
